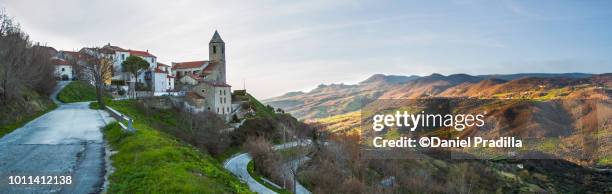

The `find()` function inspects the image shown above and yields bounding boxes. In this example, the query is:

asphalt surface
[224,141,312,194]
[0,81,112,193]
[280,156,311,194]
[224,153,274,194]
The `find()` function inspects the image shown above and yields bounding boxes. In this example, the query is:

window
[220,97,222,103]
[61,68,65,72]
[152,58,155,63]
[223,90,226,95]
[121,54,125,60]
[219,90,222,95]
[227,107,229,112]
[217,107,219,113]
[201,89,205,93]
[213,46,217,53]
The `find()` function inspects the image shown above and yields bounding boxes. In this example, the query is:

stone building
[176,31,232,118]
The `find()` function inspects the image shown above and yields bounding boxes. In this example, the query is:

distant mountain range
[263,73,610,120]
[265,72,612,168]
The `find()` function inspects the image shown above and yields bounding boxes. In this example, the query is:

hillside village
[46,31,250,121]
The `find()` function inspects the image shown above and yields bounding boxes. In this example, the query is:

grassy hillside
[58,81,109,103]
[102,100,252,193]
[247,93,276,118]
[0,89,56,138]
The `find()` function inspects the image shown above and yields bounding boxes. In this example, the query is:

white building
[152,62,175,93]
[51,58,73,80]
[100,44,173,93]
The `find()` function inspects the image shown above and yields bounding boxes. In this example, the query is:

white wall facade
[212,86,232,116]
[54,65,73,80]
[152,72,175,92]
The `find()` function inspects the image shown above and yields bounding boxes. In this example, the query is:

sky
[1,0,611,99]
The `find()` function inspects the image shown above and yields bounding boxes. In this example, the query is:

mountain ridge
[264,73,607,120]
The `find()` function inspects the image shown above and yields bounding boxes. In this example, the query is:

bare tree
[0,9,55,103]
[244,136,288,189]
[0,8,29,103]
[77,47,113,108]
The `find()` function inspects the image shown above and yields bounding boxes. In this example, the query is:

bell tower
[209,30,226,82]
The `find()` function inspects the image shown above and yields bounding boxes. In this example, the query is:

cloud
[1,0,610,98]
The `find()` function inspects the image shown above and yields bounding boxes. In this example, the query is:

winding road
[224,141,312,194]
[0,81,112,193]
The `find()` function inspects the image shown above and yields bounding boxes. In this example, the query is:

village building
[175,31,232,118]
[97,44,174,93]
[51,58,74,80]
[58,50,82,61]
[152,62,175,93]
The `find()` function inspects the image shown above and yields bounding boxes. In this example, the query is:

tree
[0,8,55,104]
[121,55,149,98]
[77,47,113,108]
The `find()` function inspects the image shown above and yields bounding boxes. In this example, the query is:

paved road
[224,153,274,194]
[224,141,312,194]
[0,81,112,193]
[280,156,311,194]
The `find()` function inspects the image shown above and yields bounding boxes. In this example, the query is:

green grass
[535,87,571,100]
[102,101,252,193]
[247,161,292,194]
[247,93,276,118]
[0,102,57,138]
[598,155,612,166]
[58,81,109,103]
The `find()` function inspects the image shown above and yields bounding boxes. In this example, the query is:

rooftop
[172,60,208,69]
[128,50,155,57]
[51,58,69,65]
[210,30,224,43]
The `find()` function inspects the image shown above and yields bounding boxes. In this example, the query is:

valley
[264,73,611,193]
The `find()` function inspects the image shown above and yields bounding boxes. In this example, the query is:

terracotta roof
[157,62,169,67]
[167,75,175,78]
[59,50,83,58]
[129,50,155,57]
[51,58,69,65]
[60,50,79,54]
[202,62,218,73]
[172,60,208,70]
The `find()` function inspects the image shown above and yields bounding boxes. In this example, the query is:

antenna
[243,79,246,90]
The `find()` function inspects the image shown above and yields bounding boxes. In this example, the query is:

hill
[263,74,419,119]
[102,100,252,193]
[310,74,611,165]
[264,73,608,120]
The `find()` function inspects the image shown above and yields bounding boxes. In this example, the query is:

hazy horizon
[1,0,611,98]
